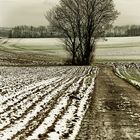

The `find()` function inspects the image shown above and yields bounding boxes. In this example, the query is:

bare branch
[46,0,118,65]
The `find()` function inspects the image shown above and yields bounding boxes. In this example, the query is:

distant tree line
[1,25,140,38]
[105,25,140,37]
[0,27,11,37]
[8,25,62,38]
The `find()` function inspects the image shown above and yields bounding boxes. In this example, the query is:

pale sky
[0,0,140,27]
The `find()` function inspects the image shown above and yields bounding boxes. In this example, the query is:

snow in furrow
[0,77,59,112]
[48,72,96,140]
[26,74,85,140]
[0,77,76,140]
[0,77,69,129]
[0,77,58,105]
[0,66,97,140]
[114,64,140,88]
[1,76,62,111]
[69,77,96,140]
[0,67,71,99]
[129,79,140,87]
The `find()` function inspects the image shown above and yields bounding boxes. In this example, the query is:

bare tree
[47,0,118,65]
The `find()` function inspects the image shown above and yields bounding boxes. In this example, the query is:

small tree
[47,0,118,65]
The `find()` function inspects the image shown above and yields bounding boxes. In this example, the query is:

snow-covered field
[114,63,140,88]
[0,37,140,63]
[0,38,67,57]
[96,37,140,60]
[0,66,97,140]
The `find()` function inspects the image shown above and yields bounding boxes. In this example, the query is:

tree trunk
[72,52,76,65]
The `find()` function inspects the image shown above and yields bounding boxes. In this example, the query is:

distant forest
[8,26,62,38]
[105,25,140,37]
[0,26,62,38]
[0,27,11,37]
[0,25,140,38]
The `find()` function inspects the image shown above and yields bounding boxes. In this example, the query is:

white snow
[114,64,140,88]
[0,66,98,140]
[27,74,87,140]
[0,76,76,140]
[48,70,97,140]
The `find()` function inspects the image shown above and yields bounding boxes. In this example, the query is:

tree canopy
[49,0,118,64]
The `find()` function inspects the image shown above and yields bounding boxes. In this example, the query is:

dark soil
[76,66,140,140]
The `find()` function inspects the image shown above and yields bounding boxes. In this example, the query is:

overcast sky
[0,0,140,27]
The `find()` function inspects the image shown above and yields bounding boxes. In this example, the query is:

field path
[76,65,140,140]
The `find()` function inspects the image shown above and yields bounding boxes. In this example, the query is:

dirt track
[76,66,140,140]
